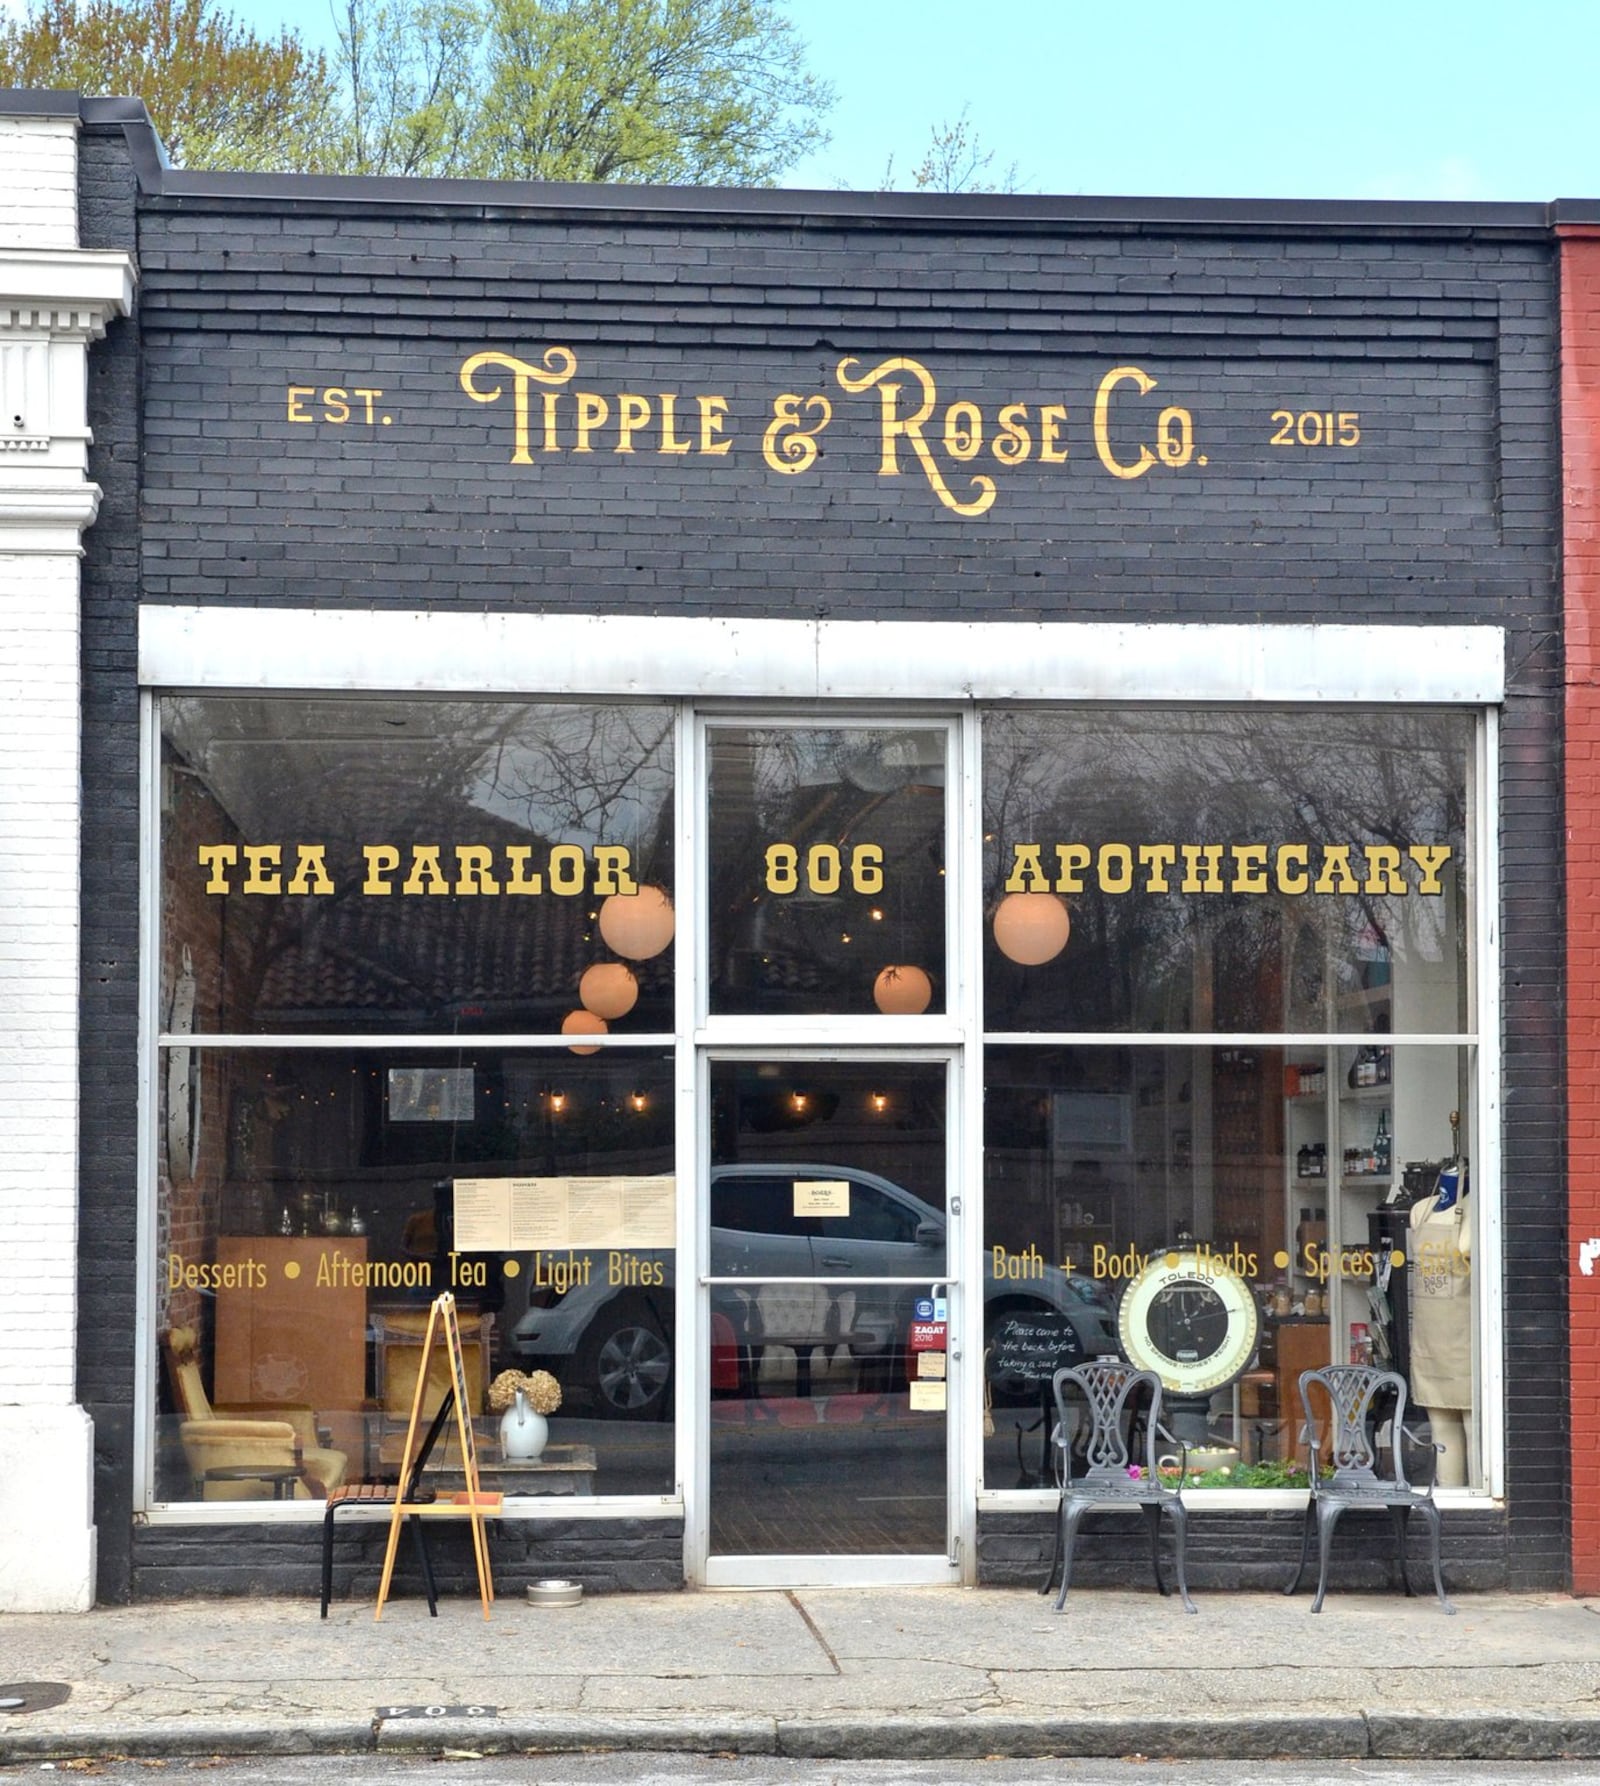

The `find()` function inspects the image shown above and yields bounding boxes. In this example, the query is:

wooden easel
[374,1291,500,1620]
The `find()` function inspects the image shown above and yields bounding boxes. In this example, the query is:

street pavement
[4,1584,1600,1763]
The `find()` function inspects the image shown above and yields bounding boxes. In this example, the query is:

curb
[11,1709,1600,1763]
[1367,1713,1600,1760]
[0,1718,377,1761]
[771,1714,1369,1760]
[377,1715,780,1755]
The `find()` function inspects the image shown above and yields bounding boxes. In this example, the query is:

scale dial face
[1117,1249,1261,1396]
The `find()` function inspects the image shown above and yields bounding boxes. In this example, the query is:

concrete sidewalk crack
[785,1591,842,1675]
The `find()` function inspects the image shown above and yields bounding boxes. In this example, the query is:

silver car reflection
[509,1163,1117,1417]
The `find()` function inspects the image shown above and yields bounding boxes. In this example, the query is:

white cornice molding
[0,249,135,338]
[0,483,100,550]
[0,247,136,534]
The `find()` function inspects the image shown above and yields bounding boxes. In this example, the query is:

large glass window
[980,709,1483,1495]
[161,697,675,1036]
[150,692,1490,1523]
[982,709,1470,1035]
[706,727,947,1016]
[154,697,678,1510]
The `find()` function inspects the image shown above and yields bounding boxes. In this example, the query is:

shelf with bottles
[1341,1043,1392,1093]
[1339,1104,1393,1178]
[1291,1139,1330,1182]
[1283,1060,1330,1102]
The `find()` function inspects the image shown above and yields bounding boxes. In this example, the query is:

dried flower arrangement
[488,1368,562,1416]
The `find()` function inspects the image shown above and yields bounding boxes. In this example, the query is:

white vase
[500,1390,548,1461]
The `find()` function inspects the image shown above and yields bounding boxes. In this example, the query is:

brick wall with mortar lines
[132,212,1552,618]
[0,550,85,1407]
[1563,226,1600,1594]
[77,120,143,1603]
[0,115,77,248]
[75,170,1569,1592]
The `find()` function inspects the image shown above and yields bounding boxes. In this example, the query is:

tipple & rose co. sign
[284,346,1366,520]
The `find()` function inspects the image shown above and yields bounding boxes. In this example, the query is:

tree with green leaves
[882,107,1022,196]
[329,0,832,185]
[0,0,336,171]
[0,0,829,186]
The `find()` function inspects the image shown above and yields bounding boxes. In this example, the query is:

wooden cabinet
[214,1237,367,1458]
[1273,1319,1331,1464]
[1211,1048,1284,1265]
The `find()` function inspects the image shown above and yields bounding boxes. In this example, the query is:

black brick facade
[78,116,145,1605]
[72,113,1567,1599]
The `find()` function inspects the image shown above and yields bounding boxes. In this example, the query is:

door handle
[819,1256,850,1269]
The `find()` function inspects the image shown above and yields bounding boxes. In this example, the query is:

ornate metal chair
[1284,1364,1453,1614]
[1041,1360,1196,1613]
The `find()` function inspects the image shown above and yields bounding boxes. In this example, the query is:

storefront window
[161,696,675,1036]
[156,1045,678,1503]
[981,709,1482,1495]
[706,727,947,1016]
[154,695,679,1509]
[982,709,1470,1035]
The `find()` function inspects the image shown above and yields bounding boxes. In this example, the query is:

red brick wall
[1563,225,1600,1592]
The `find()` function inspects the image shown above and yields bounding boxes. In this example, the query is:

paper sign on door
[793,1179,850,1217]
[909,1380,947,1411]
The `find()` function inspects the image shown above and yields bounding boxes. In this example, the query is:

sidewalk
[4,1585,1600,1763]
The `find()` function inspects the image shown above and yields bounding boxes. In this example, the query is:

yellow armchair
[161,1326,348,1501]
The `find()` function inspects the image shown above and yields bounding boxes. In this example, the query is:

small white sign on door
[794,1179,850,1217]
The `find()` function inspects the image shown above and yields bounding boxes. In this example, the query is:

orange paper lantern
[873,964,933,1014]
[561,1008,608,1055]
[597,885,676,960]
[578,961,639,1020]
[992,892,1071,966]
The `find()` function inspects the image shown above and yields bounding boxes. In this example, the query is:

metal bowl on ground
[527,1578,584,1607]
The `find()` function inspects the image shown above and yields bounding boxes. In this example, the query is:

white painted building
[0,97,134,1611]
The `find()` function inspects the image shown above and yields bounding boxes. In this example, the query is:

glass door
[700,1056,959,1586]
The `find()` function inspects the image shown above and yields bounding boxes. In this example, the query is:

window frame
[134,614,1505,1527]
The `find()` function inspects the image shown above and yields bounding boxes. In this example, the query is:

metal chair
[320,1391,451,1618]
[1041,1360,1196,1614]
[1284,1364,1453,1615]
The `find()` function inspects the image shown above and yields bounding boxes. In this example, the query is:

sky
[766,0,1600,202]
[52,0,1600,201]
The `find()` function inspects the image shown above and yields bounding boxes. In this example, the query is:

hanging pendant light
[561,1009,608,1055]
[597,885,676,960]
[873,964,933,1014]
[578,961,639,1020]
[992,892,1071,966]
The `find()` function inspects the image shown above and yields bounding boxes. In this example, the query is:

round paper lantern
[597,885,676,960]
[873,964,933,1015]
[578,961,639,1020]
[561,1008,608,1055]
[992,892,1071,966]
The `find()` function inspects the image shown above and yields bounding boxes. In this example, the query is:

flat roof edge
[147,168,1556,234]
[0,87,80,117]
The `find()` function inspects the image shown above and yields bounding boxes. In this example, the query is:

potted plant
[488,1368,561,1461]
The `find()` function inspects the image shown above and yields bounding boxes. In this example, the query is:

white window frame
[135,610,1504,1527]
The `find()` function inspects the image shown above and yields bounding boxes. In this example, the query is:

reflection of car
[509,1163,1117,1418]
